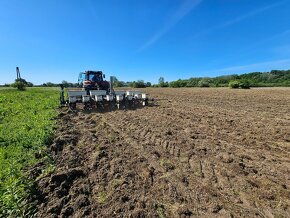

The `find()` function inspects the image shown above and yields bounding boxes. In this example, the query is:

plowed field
[34,88,290,217]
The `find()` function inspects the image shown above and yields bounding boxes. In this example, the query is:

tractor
[60,70,150,111]
[78,71,110,93]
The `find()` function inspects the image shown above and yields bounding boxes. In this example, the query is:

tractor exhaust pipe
[109,76,114,94]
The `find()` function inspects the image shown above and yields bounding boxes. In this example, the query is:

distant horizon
[1,0,290,85]
[1,67,289,86]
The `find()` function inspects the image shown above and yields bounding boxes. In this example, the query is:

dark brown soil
[35,88,290,217]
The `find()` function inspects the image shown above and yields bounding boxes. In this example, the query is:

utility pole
[16,67,21,80]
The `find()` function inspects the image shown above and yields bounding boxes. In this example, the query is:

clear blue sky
[1,0,290,85]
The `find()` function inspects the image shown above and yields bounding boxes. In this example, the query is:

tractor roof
[85,70,103,74]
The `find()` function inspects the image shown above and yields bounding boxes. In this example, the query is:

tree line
[112,69,290,88]
[2,69,290,89]
[156,69,290,88]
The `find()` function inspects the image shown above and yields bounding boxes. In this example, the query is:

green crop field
[0,88,59,217]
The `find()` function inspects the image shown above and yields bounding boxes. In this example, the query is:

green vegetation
[10,78,34,91]
[97,191,107,204]
[0,88,58,217]
[158,69,290,88]
[156,206,165,218]
[127,80,147,88]
[239,80,251,89]
[2,69,289,89]
[229,80,250,89]
[112,76,152,88]
[86,70,290,88]
[229,80,240,89]
[11,81,26,91]
[198,78,211,87]
[158,77,169,87]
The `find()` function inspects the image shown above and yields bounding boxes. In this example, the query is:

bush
[11,81,26,91]
[146,82,152,87]
[114,81,126,87]
[186,78,199,87]
[239,80,251,89]
[128,80,146,88]
[26,82,34,87]
[169,81,180,88]
[229,80,240,89]
[198,79,210,87]
[169,80,187,88]
[228,80,251,89]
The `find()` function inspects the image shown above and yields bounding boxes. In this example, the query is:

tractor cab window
[89,74,102,82]
[78,73,86,85]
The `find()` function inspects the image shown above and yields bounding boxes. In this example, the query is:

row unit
[67,90,149,104]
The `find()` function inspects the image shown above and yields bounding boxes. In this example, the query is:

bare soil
[34,88,290,217]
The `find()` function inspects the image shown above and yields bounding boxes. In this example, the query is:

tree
[169,79,187,88]
[229,80,240,89]
[62,80,69,88]
[10,78,30,91]
[116,81,125,87]
[239,80,251,89]
[198,78,211,87]
[111,77,126,87]
[135,80,146,88]
[26,82,34,87]
[158,77,169,87]
[11,81,26,90]
[146,82,152,87]
[128,80,146,88]
[46,82,56,87]
[186,78,199,87]
[158,77,166,87]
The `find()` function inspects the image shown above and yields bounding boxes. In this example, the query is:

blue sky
[1,0,290,85]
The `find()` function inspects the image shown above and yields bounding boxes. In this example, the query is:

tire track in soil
[98,107,284,218]
[99,114,227,216]
[93,113,248,217]
[33,88,290,218]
